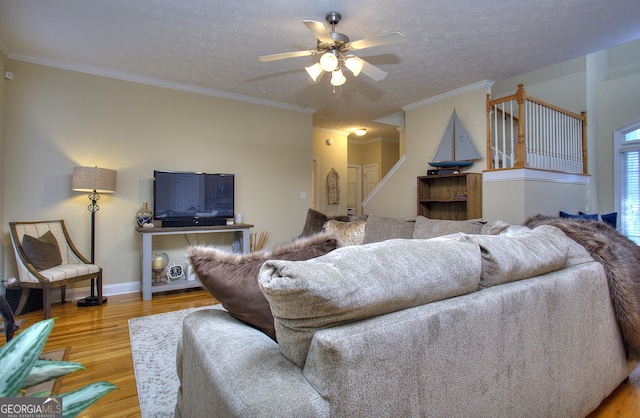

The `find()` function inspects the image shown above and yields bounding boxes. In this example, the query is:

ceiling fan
[259,12,406,87]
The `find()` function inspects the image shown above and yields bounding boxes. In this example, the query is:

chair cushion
[21,231,62,270]
[38,264,101,282]
[187,232,339,340]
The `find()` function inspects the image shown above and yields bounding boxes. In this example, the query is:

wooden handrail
[486,83,587,174]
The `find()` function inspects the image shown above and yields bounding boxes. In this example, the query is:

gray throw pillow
[469,225,571,289]
[363,214,415,243]
[22,231,62,270]
[412,216,486,239]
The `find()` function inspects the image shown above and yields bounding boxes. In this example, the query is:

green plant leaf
[0,318,54,397]
[23,360,86,388]
[27,390,52,397]
[59,382,117,418]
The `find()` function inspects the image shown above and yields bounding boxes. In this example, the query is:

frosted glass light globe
[320,53,339,72]
[331,68,346,86]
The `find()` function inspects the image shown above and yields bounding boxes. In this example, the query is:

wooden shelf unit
[417,173,482,220]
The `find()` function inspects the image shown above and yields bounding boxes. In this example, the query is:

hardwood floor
[10,289,216,418]
[7,289,640,417]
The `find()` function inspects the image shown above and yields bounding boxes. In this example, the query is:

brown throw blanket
[525,215,640,360]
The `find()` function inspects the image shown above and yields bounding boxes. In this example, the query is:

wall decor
[327,167,340,205]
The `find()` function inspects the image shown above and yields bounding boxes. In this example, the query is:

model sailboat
[429,110,482,170]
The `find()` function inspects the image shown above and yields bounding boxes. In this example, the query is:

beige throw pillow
[323,219,366,246]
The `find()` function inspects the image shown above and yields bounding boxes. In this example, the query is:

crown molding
[7,52,316,114]
[402,80,494,111]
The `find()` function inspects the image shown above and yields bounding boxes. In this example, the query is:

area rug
[128,305,222,418]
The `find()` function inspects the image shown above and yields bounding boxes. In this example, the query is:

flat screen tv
[153,170,234,227]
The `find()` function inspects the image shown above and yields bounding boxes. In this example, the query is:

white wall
[365,39,640,224]
[594,40,640,214]
[491,56,587,114]
[491,38,640,218]
[2,60,313,293]
[312,128,349,216]
[483,171,590,224]
[364,86,488,218]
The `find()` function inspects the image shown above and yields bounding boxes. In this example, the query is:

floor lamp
[72,166,117,307]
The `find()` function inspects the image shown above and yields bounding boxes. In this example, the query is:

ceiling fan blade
[347,32,406,50]
[303,20,335,45]
[259,50,316,62]
[360,60,388,81]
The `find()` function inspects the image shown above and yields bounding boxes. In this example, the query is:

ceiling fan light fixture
[305,63,324,82]
[344,55,364,76]
[330,68,346,86]
[320,52,339,72]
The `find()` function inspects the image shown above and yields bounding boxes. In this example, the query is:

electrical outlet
[299,191,307,200]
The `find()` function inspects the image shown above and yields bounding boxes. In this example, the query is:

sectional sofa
[175,213,640,417]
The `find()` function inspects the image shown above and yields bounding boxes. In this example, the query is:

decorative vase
[151,252,169,285]
[136,202,153,227]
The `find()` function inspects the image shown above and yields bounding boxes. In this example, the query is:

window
[615,123,640,244]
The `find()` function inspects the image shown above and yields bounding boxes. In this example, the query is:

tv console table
[136,224,253,300]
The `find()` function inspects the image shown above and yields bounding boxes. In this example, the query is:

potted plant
[0,318,116,417]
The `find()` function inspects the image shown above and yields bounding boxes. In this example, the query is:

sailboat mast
[452,113,456,161]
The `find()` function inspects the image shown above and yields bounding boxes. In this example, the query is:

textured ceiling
[1,0,639,140]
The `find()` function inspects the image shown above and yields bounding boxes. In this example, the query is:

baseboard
[56,281,141,302]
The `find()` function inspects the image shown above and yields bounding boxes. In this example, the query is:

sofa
[175,213,639,417]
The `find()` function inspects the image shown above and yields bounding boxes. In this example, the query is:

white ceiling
[1,0,639,140]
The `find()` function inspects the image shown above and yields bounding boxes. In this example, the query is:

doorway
[363,164,379,198]
[347,165,362,216]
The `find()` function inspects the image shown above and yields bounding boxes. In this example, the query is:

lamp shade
[72,166,117,193]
